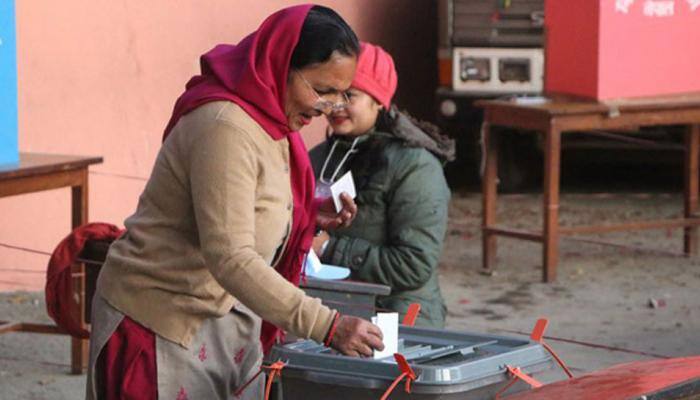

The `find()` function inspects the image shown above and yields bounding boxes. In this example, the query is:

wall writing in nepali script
[616,0,700,15]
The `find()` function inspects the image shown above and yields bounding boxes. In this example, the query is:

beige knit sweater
[97,101,334,348]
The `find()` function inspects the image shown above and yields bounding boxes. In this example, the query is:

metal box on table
[300,277,390,320]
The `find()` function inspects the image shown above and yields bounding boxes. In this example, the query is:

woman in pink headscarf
[86,5,383,400]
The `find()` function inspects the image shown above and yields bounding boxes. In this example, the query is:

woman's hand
[316,192,357,230]
[330,315,384,357]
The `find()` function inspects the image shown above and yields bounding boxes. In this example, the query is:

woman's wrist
[319,237,330,257]
[323,312,341,347]
[312,230,331,256]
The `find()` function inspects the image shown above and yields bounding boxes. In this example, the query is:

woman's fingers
[355,342,374,357]
[337,193,356,227]
[339,211,352,227]
[365,330,385,351]
[340,192,357,211]
[359,321,385,353]
[339,338,377,357]
[366,324,384,341]
[340,348,360,357]
[316,193,357,230]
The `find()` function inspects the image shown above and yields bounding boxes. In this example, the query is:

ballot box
[268,325,553,400]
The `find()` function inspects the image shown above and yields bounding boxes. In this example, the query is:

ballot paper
[304,249,350,280]
[330,170,357,212]
[371,312,399,359]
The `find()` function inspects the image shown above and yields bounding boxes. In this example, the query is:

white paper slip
[372,312,399,359]
[330,170,357,212]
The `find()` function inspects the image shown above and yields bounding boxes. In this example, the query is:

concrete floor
[1,191,700,399]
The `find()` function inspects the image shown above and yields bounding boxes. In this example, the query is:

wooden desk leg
[482,120,498,273]
[71,168,89,374]
[543,126,561,282]
[684,124,700,256]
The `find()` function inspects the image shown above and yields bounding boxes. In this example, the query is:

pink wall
[545,0,700,100]
[598,0,700,99]
[0,1,436,291]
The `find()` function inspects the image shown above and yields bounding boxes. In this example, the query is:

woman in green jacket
[310,43,455,328]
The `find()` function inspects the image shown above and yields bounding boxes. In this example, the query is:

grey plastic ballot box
[267,326,553,399]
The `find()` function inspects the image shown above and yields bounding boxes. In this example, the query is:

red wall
[544,0,600,98]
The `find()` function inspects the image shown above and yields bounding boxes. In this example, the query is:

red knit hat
[351,42,398,109]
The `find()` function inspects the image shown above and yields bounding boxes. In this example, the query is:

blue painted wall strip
[0,0,18,165]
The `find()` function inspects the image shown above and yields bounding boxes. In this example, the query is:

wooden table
[476,93,700,282]
[0,153,103,373]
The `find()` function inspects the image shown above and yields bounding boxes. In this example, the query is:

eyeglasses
[295,70,350,113]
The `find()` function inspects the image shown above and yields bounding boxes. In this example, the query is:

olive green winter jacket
[309,111,453,328]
